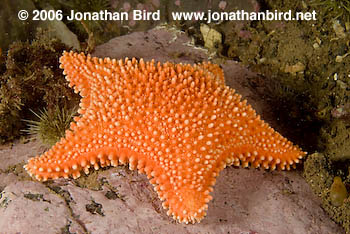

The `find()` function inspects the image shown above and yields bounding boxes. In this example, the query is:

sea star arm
[25,52,306,224]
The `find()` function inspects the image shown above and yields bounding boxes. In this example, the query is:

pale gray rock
[0,181,85,233]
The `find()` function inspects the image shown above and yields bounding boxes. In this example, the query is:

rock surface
[0,28,344,234]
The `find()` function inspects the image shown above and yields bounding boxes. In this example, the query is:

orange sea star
[24,51,306,223]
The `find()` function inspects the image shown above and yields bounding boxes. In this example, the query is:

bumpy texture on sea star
[25,51,306,223]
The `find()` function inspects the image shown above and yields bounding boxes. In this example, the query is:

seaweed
[0,29,80,143]
[310,0,350,27]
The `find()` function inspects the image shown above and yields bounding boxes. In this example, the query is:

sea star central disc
[25,51,306,223]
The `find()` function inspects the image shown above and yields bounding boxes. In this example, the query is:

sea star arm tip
[24,51,306,224]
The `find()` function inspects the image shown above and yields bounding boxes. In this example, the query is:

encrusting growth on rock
[24,51,306,223]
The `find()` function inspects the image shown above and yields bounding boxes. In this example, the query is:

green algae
[85,200,105,216]
[0,29,80,143]
[47,185,74,204]
[0,196,10,209]
[310,0,350,26]
[23,192,47,202]
[105,189,125,201]
[4,162,29,180]
[74,170,106,191]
